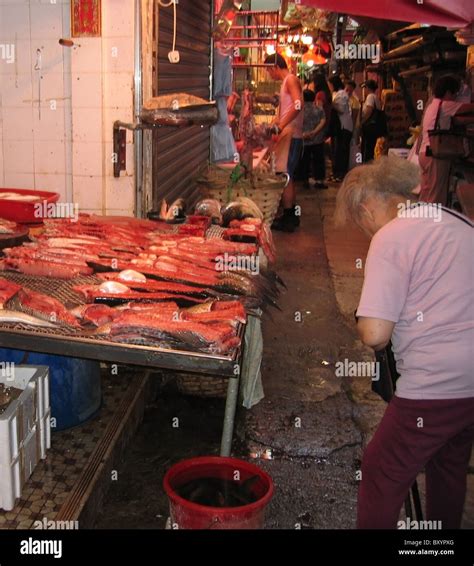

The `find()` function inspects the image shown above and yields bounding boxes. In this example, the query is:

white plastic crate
[0,365,51,511]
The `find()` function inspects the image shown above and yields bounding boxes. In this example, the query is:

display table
[0,272,264,457]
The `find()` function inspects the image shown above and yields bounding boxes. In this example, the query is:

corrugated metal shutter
[152,0,212,209]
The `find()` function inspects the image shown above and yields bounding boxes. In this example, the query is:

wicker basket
[197,165,289,226]
[176,374,229,398]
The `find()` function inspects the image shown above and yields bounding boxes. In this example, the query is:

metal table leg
[219,373,240,457]
[219,314,263,456]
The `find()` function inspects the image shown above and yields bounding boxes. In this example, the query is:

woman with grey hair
[335,157,474,529]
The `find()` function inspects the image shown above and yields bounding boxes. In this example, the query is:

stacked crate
[0,366,51,511]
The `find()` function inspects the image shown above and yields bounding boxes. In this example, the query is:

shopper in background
[312,73,332,128]
[418,75,474,205]
[335,156,474,530]
[345,79,361,139]
[301,89,327,189]
[360,79,382,162]
[328,75,353,182]
[265,53,303,232]
[456,77,472,103]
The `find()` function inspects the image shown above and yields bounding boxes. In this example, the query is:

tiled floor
[0,370,136,529]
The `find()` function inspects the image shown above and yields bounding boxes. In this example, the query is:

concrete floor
[95,182,473,529]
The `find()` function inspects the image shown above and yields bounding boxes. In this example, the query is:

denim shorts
[287,138,303,179]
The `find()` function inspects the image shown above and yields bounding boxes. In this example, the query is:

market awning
[300,0,474,28]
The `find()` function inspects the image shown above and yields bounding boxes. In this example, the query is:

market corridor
[242,183,384,528]
[95,184,473,529]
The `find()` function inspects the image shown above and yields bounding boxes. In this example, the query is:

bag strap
[409,202,473,227]
[434,99,443,131]
[440,204,473,227]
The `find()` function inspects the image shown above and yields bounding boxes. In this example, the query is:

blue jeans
[287,138,303,179]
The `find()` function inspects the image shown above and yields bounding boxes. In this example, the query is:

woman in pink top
[418,75,474,205]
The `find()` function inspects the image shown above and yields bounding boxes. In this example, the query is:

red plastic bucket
[163,456,274,529]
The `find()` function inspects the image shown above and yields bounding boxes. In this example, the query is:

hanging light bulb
[307,60,314,67]
[285,47,293,58]
[294,34,300,42]
[302,35,313,45]
[266,44,276,55]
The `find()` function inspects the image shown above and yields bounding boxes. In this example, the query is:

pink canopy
[300,0,474,28]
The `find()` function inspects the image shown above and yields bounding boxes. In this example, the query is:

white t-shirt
[357,205,474,400]
[332,90,353,132]
[362,93,381,117]
[420,98,463,154]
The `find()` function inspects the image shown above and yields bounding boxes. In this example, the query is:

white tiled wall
[101,0,135,215]
[0,0,135,214]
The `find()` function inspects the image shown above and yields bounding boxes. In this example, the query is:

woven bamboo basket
[197,165,289,226]
[176,374,228,398]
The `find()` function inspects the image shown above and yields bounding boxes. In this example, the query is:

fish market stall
[0,209,280,458]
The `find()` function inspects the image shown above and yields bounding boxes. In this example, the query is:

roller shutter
[152,0,212,209]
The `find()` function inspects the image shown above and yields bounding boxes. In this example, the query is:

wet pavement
[95,183,473,529]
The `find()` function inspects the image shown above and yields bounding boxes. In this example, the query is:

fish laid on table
[69,304,120,327]
[96,271,215,296]
[225,218,277,263]
[4,244,100,263]
[95,311,240,354]
[0,278,21,308]
[0,258,93,279]
[73,281,207,306]
[90,259,220,288]
[71,301,183,327]
[89,256,281,307]
[14,288,80,327]
[0,310,57,327]
[180,300,247,326]
[117,301,180,315]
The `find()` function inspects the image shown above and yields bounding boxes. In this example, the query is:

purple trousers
[357,395,474,529]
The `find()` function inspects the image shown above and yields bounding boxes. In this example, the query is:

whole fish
[15,288,80,327]
[0,278,21,308]
[159,198,186,223]
[194,199,223,224]
[0,310,57,327]
[221,197,264,227]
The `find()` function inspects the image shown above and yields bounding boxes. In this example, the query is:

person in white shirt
[361,79,382,162]
[345,79,361,141]
[418,75,474,205]
[328,75,353,182]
